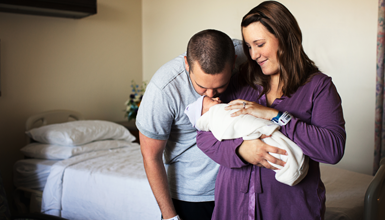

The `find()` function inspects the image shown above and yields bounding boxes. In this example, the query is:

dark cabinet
[0,0,97,19]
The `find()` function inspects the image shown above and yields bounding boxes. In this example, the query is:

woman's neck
[266,74,283,107]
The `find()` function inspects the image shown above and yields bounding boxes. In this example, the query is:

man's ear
[184,56,190,72]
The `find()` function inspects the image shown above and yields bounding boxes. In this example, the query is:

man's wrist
[162,215,181,220]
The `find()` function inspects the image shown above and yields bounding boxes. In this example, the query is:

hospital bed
[13,110,385,220]
[13,110,160,220]
[321,160,385,220]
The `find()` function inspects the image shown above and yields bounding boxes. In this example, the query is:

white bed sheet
[321,164,373,220]
[14,159,61,191]
[42,143,160,220]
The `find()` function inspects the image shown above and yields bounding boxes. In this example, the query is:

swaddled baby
[184,96,309,186]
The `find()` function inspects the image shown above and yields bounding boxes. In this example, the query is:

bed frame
[14,110,84,213]
[364,158,385,220]
[25,110,84,131]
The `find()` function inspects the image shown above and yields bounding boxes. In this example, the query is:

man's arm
[139,132,177,219]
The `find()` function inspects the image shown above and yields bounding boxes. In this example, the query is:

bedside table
[116,120,140,144]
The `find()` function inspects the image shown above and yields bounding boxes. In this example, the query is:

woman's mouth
[258,59,267,66]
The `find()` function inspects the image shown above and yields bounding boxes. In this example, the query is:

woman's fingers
[230,109,246,117]
[228,99,247,105]
[264,152,286,168]
[259,160,277,170]
[226,100,253,116]
[238,139,287,169]
[226,100,278,120]
[268,145,287,155]
[265,145,287,167]
[226,102,247,110]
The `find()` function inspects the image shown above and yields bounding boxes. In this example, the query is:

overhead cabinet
[0,0,97,19]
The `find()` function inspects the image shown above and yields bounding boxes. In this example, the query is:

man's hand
[236,138,287,169]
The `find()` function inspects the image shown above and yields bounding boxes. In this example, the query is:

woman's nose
[251,48,260,61]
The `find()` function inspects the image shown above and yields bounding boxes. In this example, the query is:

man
[136,29,243,220]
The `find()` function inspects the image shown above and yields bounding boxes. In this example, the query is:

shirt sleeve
[135,81,175,140]
[280,76,346,164]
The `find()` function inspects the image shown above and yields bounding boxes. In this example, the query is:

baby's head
[202,96,221,115]
[184,95,221,129]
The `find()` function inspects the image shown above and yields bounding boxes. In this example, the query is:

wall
[143,0,377,175]
[0,0,142,208]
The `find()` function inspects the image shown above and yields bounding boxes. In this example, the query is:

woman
[196,1,346,219]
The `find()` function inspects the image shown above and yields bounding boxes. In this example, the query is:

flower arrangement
[124,80,147,121]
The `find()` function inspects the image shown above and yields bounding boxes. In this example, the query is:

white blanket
[14,159,60,191]
[41,143,160,220]
[196,104,309,186]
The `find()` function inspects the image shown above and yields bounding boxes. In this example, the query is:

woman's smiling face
[242,21,280,76]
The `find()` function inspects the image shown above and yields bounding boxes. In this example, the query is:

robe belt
[241,165,262,194]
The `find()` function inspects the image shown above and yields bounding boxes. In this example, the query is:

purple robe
[196,72,346,220]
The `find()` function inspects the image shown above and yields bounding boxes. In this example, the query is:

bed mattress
[42,143,160,220]
[14,159,61,191]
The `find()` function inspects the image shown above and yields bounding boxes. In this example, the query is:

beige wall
[0,0,142,206]
[143,0,377,175]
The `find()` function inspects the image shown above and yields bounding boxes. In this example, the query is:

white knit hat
[184,95,205,130]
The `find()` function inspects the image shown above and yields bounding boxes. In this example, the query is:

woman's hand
[237,139,287,169]
[225,99,279,121]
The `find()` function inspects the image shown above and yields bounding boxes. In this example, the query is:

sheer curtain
[375,0,385,174]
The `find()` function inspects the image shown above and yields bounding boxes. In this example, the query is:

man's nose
[205,89,217,98]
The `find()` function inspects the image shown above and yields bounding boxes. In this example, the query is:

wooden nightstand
[116,120,140,144]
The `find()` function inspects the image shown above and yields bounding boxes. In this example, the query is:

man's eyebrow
[195,79,229,89]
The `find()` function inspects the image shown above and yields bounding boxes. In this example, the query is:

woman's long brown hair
[240,1,319,97]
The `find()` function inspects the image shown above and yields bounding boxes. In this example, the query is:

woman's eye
[257,43,264,48]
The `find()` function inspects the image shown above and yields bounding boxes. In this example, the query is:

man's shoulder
[150,53,188,90]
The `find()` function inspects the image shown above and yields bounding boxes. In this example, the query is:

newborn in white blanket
[184,96,309,186]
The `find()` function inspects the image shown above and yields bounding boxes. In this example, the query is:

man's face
[185,57,233,98]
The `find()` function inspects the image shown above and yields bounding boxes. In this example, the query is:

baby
[184,96,309,186]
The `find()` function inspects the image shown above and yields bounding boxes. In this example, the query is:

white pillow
[26,120,135,146]
[20,140,136,159]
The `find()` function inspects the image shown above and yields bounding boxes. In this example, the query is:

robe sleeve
[197,131,248,169]
[280,76,346,164]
